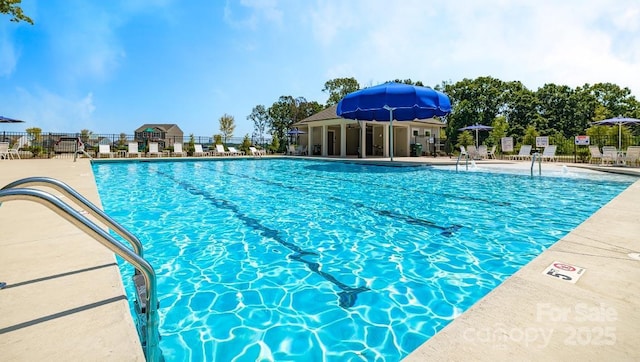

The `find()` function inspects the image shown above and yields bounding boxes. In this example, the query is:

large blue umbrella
[592,117,640,150]
[336,82,451,161]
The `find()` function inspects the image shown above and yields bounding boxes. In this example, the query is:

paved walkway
[1,156,638,361]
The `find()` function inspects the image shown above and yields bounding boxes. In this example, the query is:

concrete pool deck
[0,156,638,361]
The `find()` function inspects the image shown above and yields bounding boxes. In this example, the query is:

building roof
[296,105,340,124]
[134,124,183,133]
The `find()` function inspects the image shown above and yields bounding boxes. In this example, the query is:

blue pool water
[91,159,635,361]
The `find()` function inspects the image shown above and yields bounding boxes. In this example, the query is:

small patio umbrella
[458,123,493,148]
[1,115,25,142]
[286,128,306,145]
[591,117,640,150]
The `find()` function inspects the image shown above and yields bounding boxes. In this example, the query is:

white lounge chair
[486,145,496,159]
[540,145,557,162]
[477,145,488,159]
[601,146,617,165]
[98,144,115,158]
[507,145,532,160]
[193,144,209,156]
[249,146,265,158]
[228,146,244,156]
[214,144,230,156]
[128,142,142,158]
[588,145,603,164]
[148,142,163,157]
[0,142,9,159]
[172,143,187,157]
[624,146,640,167]
[7,143,20,159]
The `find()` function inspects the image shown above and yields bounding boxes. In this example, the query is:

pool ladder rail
[0,177,163,362]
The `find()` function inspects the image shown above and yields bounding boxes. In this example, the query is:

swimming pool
[92,159,635,361]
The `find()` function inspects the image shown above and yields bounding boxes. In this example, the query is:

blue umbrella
[458,123,493,147]
[336,82,451,161]
[592,117,640,150]
[286,128,306,144]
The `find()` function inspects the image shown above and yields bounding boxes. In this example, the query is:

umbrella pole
[619,123,622,150]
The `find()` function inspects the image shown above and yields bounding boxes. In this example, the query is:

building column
[308,126,314,155]
[360,121,366,158]
[383,123,389,158]
[340,122,346,157]
[322,124,328,157]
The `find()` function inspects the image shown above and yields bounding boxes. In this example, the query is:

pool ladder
[531,152,542,176]
[456,151,470,171]
[0,177,162,362]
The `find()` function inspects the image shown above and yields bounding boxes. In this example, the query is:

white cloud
[307,0,640,93]
[11,88,97,132]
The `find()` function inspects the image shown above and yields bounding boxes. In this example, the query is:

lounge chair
[0,142,9,159]
[148,142,163,157]
[287,145,297,155]
[98,144,115,158]
[172,143,187,157]
[213,144,230,156]
[624,146,640,167]
[193,144,210,156]
[249,146,265,158]
[296,145,307,156]
[228,146,244,155]
[540,145,557,162]
[601,146,617,165]
[588,145,603,164]
[466,145,479,159]
[486,145,496,159]
[459,145,468,157]
[7,143,20,159]
[507,145,532,160]
[128,142,142,158]
[477,145,488,159]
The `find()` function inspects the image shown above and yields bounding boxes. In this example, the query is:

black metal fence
[0,132,272,159]
[2,130,638,160]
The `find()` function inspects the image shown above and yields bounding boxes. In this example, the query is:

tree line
[246,76,639,153]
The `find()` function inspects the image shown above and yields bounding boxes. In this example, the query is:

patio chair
[172,143,187,157]
[624,146,640,167]
[477,145,488,159]
[249,146,264,158]
[214,144,230,156]
[98,144,115,158]
[228,146,244,156]
[466,145,479,159]
[296,145,307,156]
[540,145,557,162]
[287,144,296,155]
[128,142,142,158]
[193,144,210,156]
[7,142,21,159]
[588,146,603,164]
[148,142,163,157]
[601,146,617,165]
[0,142,9,159]
[486,145,496,159]
[459,145,468,157]
[507,145,532,160]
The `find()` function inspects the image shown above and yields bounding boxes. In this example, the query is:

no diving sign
[543,261,586,284]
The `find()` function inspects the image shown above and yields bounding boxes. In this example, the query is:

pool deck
[1,156,638,361]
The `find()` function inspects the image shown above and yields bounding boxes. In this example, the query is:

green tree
[522,125,539,147]
[268,96,319,152]
[240,134,252,154]
[187,134,195,155]
[457,131,474,149]
[218,113,235,144]
[1,0,33,24]
[247,105,270,146]
[80,129,92,143]
[322,77,360,106]
[25,127,41,142]
[213,134,222,144]
[117,133,127,148]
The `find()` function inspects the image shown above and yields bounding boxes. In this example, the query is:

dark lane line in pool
[222,168,462,237]
[154,169,369,309]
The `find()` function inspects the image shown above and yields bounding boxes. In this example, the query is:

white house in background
[291,105,447,158]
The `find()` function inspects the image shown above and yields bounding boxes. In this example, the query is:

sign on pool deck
[543,261,586,284]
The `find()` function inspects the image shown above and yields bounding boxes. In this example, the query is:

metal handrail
[531,152,541,176]
[456,152,469,171]
[1,177,143,258]
[0,188,161,361]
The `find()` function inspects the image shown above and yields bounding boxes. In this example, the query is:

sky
[1,0,639,138]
